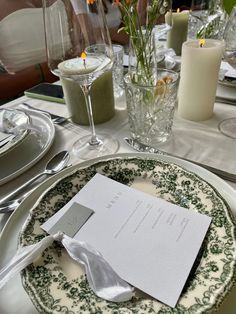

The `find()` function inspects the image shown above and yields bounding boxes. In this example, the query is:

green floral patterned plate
[19,155,236,314]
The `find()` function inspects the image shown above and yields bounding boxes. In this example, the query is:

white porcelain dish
[0,110,55,185]
[0,153,236,314]
[216,83,236,104]
[218,77,236,88]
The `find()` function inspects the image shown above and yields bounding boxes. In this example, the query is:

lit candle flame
[81,51,87,67]
[199,39,205,48]
[177,8,180,13]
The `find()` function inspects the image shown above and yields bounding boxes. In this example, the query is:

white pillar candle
[178,39,224,121]
[165,10,189,56]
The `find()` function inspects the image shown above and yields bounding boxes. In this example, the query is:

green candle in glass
[59,46,115,125]
[60,69,115,125]
[165,9,190,56]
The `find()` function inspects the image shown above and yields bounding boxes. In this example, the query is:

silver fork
[19,102,68,124]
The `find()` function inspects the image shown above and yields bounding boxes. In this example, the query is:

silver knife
[215,97,236,106]
[124,137,236,183]
[0,134,14,149]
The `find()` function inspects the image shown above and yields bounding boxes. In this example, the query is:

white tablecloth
[1,89,236,198]
[1,86,236,313]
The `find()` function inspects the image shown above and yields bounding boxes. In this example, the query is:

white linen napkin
[0,109,38,135]
[0,232,134,302]
[220,61,236,79]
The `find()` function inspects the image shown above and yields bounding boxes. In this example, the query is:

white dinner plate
[0,153,236,314]
[0,110,55,185]
[218,78,236,88]
[216,83,236,103]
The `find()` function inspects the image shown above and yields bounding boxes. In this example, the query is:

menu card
[42,174,211,307]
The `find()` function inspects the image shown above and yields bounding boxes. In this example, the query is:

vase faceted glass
[125,0,172,86]
[129,31,157,86]
[124,69,179,146]
[218,5,236,138]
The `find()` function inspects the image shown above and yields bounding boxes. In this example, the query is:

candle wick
[199,39,205,48]
[81,52,87,68]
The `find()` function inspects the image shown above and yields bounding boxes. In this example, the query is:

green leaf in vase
[223,0,236,14]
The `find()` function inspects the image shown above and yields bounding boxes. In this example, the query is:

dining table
[1,79,236,314]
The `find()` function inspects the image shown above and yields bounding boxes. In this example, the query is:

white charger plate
[218,78,236,88]
[0,110,55,185]
[0,153,236,314]
[217,82,236,102]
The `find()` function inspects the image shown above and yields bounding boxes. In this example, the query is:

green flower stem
[118,0,169,84]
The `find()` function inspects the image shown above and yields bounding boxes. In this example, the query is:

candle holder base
[218,117,236,139]
[72,133,119,160]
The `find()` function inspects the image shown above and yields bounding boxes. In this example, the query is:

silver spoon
[0,150,70,212]
[0,197,24,214]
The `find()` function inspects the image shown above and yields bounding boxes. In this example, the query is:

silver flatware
[124,137,236,183]
[215,97,236,106]
[0,197,25,214]
[0,150,70,212]
[19,103,68,124]
[18,103,86,136]
[0,135,14,149]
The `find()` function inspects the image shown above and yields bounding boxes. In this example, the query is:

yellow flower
[81,52,87,60]
[114,0,120,5]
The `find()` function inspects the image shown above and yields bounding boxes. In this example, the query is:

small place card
[46,203,94,238]
[42,174,211,308]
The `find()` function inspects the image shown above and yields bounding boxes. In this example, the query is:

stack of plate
[0,108,55,185]
[219,61,236,88]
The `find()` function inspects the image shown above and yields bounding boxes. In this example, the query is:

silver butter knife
[124,137,236,183]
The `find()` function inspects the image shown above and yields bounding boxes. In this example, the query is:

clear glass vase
[129,31,157,86]
[124,69,179,147]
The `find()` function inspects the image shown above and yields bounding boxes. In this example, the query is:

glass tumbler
[112,44,124,98]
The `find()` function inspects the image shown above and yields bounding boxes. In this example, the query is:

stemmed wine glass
[43,0,119,159]
[218,5,236,139]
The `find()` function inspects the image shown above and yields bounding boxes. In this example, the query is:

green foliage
[223,0,236,14]
[118,0,165,84]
